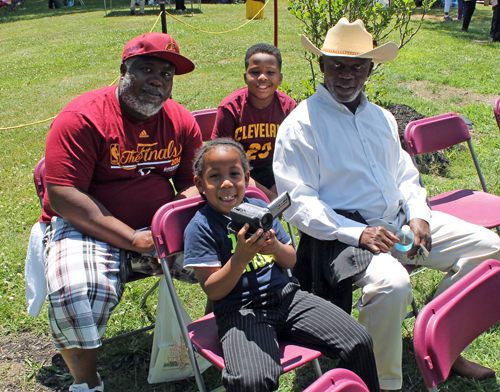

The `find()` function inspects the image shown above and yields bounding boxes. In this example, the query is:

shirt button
[363,139,367,142]
[372,164,376,168]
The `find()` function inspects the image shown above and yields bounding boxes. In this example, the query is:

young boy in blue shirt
[183,138,380,392]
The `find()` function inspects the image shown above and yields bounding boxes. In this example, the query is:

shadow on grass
[104,6,203,17]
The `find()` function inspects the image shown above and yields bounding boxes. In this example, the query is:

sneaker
[444,15,453,21]
[130,7,134,14]
[138,10,144,14]
[69,374,104,392]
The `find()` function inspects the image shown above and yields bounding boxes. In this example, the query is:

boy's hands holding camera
[257,229,280,256]
[233,224,270,266]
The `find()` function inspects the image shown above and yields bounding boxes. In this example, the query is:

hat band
[321,47,366,56]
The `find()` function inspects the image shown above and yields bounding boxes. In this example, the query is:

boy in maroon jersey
[211,43,296,201]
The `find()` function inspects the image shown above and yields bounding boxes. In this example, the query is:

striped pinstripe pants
[214,281,380,392]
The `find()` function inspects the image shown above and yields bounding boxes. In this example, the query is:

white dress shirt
[273,84,431,246]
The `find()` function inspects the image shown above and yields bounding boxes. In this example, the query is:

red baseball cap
[122,33,195,75]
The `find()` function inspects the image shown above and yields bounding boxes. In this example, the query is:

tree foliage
[286,0,436,102]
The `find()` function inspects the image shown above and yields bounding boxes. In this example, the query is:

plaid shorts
[44,218,125,350]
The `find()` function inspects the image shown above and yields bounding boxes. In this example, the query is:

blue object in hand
[395,225,414,252]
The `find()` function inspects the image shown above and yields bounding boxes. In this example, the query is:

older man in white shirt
[273,18,500,391]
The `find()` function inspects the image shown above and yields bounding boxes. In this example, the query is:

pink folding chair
[303,368,370,392]
[413,259,500,391]
[151,186,323,392]
[191,108,218,142]
[404,112,500,233]
[494,97,500,131]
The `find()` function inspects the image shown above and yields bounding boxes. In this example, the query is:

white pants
[445,0,452,13]
[353,211,500,390]
[130,0,144,12]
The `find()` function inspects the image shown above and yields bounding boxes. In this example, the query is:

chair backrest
[33,157,46,208]
[413,259,500,389]
[404,112,470,157]
[404,112,489,193]
[151,186,269,266]
[494,97,500,130]
[303,368,369,392]
[191,108,218,142]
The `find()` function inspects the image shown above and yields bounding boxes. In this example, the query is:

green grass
[1,1,500,391]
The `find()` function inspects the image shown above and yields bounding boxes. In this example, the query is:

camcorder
[228,192,291,237]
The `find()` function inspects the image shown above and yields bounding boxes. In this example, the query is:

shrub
[287,0,436,101]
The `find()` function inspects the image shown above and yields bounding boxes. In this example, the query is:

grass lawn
[1,0,500,390]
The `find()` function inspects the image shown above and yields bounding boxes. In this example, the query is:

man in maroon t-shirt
[212,43,296,201]
[42,33,202,391]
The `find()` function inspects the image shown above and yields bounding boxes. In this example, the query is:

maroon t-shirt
[211,87,296,165]
[42,86,202,230]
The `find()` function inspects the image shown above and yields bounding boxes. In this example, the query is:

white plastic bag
[148,277,212,383]
[25,222,48,317]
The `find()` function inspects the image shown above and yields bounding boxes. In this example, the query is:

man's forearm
[174,184,199,200]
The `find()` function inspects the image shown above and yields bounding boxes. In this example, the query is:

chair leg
[159,257,208,392]
[287,222,297,251]
[102,324,155,345]
[312,358,322,378]
[411,296,419,317]
[140,278,160,307]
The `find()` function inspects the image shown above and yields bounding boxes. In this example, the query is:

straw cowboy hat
[301,18,399,63]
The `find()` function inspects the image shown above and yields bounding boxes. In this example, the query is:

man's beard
[119,73,166,118]
[324,80,364,105]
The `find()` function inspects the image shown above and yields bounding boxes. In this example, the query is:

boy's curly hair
[244,43,282,71]
[193,138,251,178]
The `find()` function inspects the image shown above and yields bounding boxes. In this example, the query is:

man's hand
[131,230,156,254]
[360,226,399,254]
[408,218,431,259]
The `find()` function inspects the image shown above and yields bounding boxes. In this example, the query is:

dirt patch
[0,332,70,391]
[386,103,450,175]
[403,81,498,107]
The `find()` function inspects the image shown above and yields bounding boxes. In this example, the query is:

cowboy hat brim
[301,34,399,64]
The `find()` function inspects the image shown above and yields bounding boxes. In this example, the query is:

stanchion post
[274,0,278,47]
[159,0,167,34]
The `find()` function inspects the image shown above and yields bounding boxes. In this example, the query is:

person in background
[462,0,477,31]
[444,0,453,20]
[175,0,186,11]
[490,0,499,39]
[211,43,296,202]
[130,0,144,15]
[458,0,466,19]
